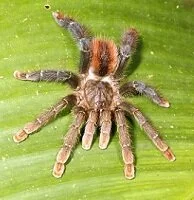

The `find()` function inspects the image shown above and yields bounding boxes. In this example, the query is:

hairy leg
[82,110,98,150]
[53,108,86,178]
[119,102,175,161]
[120,81,170,107]
[14,70,79,88]
[114,28,138,76]
[52,12,91,73]
[13,94,76,143]
[99,110,112,149]
[115,109,135,179]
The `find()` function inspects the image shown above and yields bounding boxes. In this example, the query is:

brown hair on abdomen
[90,39,118,76]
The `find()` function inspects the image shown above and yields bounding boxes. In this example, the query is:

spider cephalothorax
[13,11,175,180]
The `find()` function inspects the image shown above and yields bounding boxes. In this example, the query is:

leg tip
[52,162,65,178]
[52,11,67,27]
[99,134,110,150]
[82,143,91,150]
[13,70,21,78]
[99,144,108,150]
[52,11,58,18]
[170,156,176,162]
[13,70,27,80]
[160,99,170,108]
[13,135,21,143]
[163,148,176,162]
[82,135,93,150]
[124,164,135,180]
[52,11,64,20]
[99,140,109,150]
[13,129,28,143]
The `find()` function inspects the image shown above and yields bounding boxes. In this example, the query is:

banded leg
[115,109,135,179]
[14,70,79,88]
[52,12,92,73]
[119,81,169,107]
[114,28,138,76]
[119,102,176,161]
[13,94,76,143]
[53,108,86,178]
[99,110,112,150]
[82,110,98,150]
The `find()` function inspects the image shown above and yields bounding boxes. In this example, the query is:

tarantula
[13,11,175,179]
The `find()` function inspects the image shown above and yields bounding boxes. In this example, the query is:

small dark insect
[13,11,175,179]
[44,4,51,10]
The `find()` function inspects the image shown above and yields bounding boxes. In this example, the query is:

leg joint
[36,118,42,124]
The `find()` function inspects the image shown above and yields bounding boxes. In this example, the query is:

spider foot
[53,146,70,178]
[163,148,176,161]
[124,164,135,180]
[52,11,64,19]
[82,134,93,150]
[13,70,27,80]
[99,133,110,150]
[52,11,66,27]
[13,129,28,143]
[52,162,65,178]
[158,99,170,108]
[13,121,41,143]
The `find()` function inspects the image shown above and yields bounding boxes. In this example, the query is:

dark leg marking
[14,70,79,88]
[114,28,138,77]
[52,12,92,73]
[120,81,170,107]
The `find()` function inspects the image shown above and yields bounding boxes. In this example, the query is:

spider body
[78,38,120,111]
[13,11,175,180]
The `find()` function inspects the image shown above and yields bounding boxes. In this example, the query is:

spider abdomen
[89,39,118,76]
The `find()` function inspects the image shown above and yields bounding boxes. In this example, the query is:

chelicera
[13,11,175,179]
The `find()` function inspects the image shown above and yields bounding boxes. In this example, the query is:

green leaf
[1,0,194,199]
